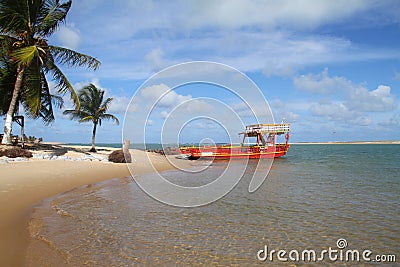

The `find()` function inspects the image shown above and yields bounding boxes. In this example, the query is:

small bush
[108,149,131,163]
[0,147,33,158]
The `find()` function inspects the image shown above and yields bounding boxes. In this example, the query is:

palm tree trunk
[1,67,24,145]
[90,122,97,152]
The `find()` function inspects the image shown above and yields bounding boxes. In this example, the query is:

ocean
[27,144,399,266]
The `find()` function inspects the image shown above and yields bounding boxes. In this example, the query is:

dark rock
[0,147,33,158]
[108,150,131,163]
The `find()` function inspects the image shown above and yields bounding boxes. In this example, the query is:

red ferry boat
[179,123,290,160]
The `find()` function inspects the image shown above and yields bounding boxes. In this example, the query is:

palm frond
[22,61,43,119]
[79,116,95,123]
[101,113,120,125]
[10,45,40,67]
[63,109,90,120]
[63,109,79,119]
[62,109,76,115]
[100,97,113,111]
[38,81,56,124]
[36,0,72,36]
[51,94,64,109]
[0,0,28,35]
[24,74,56,125]
[64,84,119,128]
[35,71,64,125]
[0,34,16,55]
[0,0,100,131]
[45,60,79,107]
[78,84,104,114]
[0,62,16,115]
[50,46,100,70]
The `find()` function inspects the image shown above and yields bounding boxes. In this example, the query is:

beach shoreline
[0,144,191,266]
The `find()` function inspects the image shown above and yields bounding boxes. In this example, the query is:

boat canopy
[239,123,290,136]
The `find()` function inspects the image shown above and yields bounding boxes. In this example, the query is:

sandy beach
[0,144,191,266]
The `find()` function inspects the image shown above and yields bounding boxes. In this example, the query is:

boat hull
[180,144,290,160]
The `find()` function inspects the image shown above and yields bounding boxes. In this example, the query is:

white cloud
[182,99,214,113]
[294,69,397,127]
[184,0,375,30]
[270,99,300,123]
[108,95,131,114]
[308,84,398,125]
[231,101,271,118]
[144,47,166,72]
[294,68,354,94]
[379,113,400,126]
[141,83,192,108]
[146,119,154,126]
[192,120,220,130]
[73,0,399,36]
[309,90,397,124]
[71,78,101,94]
[160,110,170,119]
[352,116,372,126]
[310,101,358,121]
[56,25,80,49]
[223,32,355,77]
[63,0,400,81]
[276,110,299,123]
[348,85,396,112]
[263,63,297,78]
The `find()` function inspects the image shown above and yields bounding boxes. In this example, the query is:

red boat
[179,123,290,160]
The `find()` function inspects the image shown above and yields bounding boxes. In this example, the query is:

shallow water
[27,145,400,266]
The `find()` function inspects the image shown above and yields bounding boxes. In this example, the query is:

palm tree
[0,41,64,123]
[0,0,100,145]
[63,84,119,152]
[0,41,15,115]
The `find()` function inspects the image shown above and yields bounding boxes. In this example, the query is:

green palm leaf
[22,61,42,116]
[50,46,100,70]
[1,0,101,144]
[35,71,64,124]
[45,60,79,107]
[101,113,120,125]
[10,46,41,67]
[37,0,72,36]
[0,0,28,35]
[79,116,95,123]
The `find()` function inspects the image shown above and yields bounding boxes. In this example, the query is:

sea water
[26,145,400,266]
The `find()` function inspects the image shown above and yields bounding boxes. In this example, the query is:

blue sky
[16,0,400,143]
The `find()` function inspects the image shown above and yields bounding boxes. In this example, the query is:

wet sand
[0,146,191,266]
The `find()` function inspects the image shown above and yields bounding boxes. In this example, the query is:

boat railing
[180,143,288,150]
[243,123,290,134]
